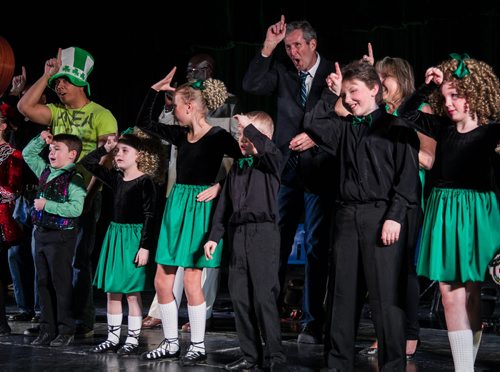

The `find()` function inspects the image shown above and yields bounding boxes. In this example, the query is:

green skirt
[156,184,223,268]
[417,188,500,282]
[94,222,155,293]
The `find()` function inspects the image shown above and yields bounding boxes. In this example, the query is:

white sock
[125,315,142,346]
[107,313,122,344]
[188,302,206,352]
[472,330,483,362]
[448,330,474,372]
[159,300,179,352]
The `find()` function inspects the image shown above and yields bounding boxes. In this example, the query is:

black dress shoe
[8,312,34,321]
[297,325,322,344]
[31,332,54,345]
[270,360,287,372]
[225,357,257,370]
[50,334,74,347]
[0,324,11,337]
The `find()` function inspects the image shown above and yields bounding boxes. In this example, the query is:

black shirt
[80,147,158,250]
[208,125,282,243]
[304,90,420,224]
[136,89,241,185]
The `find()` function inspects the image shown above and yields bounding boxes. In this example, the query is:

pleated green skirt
[417,188,500,282]
[155,183,223,268]
[94,222,155,293]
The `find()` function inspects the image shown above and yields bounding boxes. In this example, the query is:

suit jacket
[243,52,336,194]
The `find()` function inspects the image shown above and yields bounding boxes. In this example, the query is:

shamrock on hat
[48,47,94,95]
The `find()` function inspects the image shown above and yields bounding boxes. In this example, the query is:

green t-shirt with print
[48,101,117,186]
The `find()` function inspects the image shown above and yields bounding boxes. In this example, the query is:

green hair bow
[449,53,470,79]
[190,79,206,90]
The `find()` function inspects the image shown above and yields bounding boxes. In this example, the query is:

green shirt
[22,136,87,218]
[48,101,117,186]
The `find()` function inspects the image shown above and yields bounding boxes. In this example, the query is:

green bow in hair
[238,156,254,169]
[449,53,470,79]
[190,79,206,90]
[120,127,135,135]
[351,114,372,127]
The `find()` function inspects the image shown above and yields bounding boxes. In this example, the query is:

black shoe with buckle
[50,334,74,347]
[297,324,322,344]
[31,332,53,345]
[225,357,257,370]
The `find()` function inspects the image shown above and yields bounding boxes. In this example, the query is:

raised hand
[151,66,177,93]
[326,62,342,96]
[40,130,53,144]
[262,14,287,56]
[44,48,62,77]
[104,135,118,153]
[425,67,443,85]
[361,42,374,66]
[10,66,27,96]
[234,114,251,128]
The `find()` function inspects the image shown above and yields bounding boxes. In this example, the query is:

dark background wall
[3,1,500,130]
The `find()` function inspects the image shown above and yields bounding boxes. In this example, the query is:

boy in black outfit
[204,111,286,371]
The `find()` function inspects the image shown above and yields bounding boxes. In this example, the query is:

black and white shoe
[117,343,139,356]
[180,341,207,366]
[89,340,119,353]
[140,338,180,361]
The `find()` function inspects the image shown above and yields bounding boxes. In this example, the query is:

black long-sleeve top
[208,125,282,243]
[79,146,157,250]
[399,83,500,192]
[304,89,420,224]
[136,89,241,185]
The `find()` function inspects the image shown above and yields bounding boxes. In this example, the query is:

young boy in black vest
[23,131,86,347]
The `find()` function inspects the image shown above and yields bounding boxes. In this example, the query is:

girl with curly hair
[136,67,241,365]
[400,54,500,371]
[80,132,162,356]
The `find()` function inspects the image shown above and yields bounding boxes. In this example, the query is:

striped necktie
[299,71,309,107]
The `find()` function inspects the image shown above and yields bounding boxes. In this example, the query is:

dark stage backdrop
[3,1,500,130]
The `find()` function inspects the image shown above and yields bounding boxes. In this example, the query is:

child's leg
[441,282,474,371]
[228,226,262,366]
[246,223,285,366]
[465,282,482,362]
[116,292,142,356]
[90,293,122,353]
[182,268,207,365]
[140,264,179,360]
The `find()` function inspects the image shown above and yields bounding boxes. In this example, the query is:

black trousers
[325,202,407,372]
[34,226,77,336]
[228,222,286,365]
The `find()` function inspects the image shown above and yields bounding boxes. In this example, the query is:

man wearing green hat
[18,46,117,338]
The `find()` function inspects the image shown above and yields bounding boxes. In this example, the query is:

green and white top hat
[48,47,94,95]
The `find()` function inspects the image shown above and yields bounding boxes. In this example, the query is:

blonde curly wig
[201,78,228,111]
[428,57,500,125]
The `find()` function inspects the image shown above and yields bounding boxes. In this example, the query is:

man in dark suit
[243,15,335,344]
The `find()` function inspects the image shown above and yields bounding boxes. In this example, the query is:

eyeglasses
[186,67,209,74]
